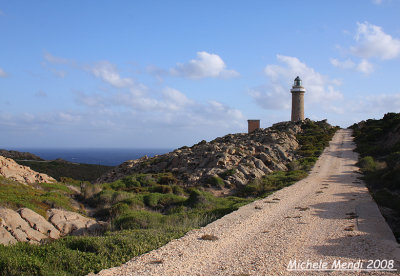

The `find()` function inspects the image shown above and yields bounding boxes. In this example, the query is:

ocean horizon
[8,148,173,166]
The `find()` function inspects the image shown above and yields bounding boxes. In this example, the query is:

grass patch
[0,176,77,216]
[0,228,186,276]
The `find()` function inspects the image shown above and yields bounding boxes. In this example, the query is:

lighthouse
[290,76,306,121]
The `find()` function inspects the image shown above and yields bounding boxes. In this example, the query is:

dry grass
[200,234,219,241]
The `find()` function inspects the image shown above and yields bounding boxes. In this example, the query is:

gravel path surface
[97,129,400,275]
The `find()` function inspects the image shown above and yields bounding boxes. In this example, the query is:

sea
[10,148,173,166]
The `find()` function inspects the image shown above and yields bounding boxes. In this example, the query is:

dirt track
[97,129,400,275]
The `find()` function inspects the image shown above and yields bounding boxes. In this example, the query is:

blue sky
[1,0,400,148]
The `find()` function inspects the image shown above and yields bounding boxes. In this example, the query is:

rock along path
[97,130,400,276]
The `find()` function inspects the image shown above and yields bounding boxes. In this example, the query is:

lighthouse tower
[290,76,306,122]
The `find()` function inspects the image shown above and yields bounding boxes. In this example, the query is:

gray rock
[0,226,17,245]
[18,208,60,239]
[0,208,47,244]
[47,209,104,235]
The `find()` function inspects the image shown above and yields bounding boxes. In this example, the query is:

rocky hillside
[98,121,305,187]
[0,156,55,184]
[0,149,43,161]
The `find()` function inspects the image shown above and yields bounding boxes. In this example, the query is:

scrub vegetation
[0,120,338,275]
[350,112,400,241]
[16,159,113,183]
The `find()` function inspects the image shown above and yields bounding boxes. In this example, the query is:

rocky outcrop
[0,149,43,161]
[47,209,106,236]
[97,121,304,187]
[0,156,56,184]
[0,207,107,245]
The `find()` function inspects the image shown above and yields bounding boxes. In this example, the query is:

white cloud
[250,55,343,112]
[331,22,399,75]
[351,22,400,60]
[330,58,356,69]
[90,61,134,88]
[44,52,71,64]
[356,59,374,74]
[169,51,239,79]
[349,93,400,114]
[161,87,194,111]
[0,67,8,78]
[330,57,374,74]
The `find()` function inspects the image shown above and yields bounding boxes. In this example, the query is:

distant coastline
[7,148,172,166]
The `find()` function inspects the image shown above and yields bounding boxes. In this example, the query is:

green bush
[207,176,224,188]
[143,193,185,208]
[113,210,164,230]
[149,185,173,194]
[172,185,185,196]
[358,156,376,172]
[109,203,131,218]
[157,173,178,185]
[186,189,211,208]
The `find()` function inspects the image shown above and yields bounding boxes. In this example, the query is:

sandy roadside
[97,129,400,276]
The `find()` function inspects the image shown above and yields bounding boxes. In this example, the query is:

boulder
[0,226,17,245]
[47,209,104,235]
[0,208,47,244]
[18,208,60,239]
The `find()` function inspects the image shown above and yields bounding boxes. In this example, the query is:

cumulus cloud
[30,56,244,146]
[0,67,8,77]
[330,58,356,69]
[349,93,400,114]
[161,87,194,111]
[331,22,399,74]
[169,51,239,79]
[250,55,343,111]
[351,22,400,60]
[0,111,82,132]
[90,61,134,88]
[356,59,374,74]
[330,57,373,74]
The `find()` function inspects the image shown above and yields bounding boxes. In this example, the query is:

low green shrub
[143,193,185,209]
[207,176,224,188]
[113,210,164,230]
[172,185,185,196]
[149,185,173,194]
[186,189,211,208]
[358,156,376,172]
[0,228,187,276]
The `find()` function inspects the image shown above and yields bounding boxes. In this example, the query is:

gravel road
[97,129,400,275]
